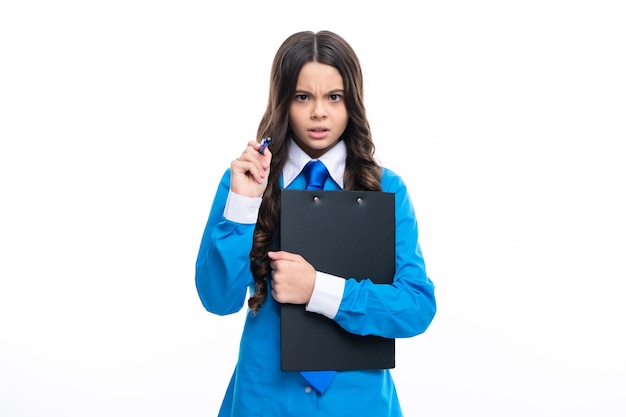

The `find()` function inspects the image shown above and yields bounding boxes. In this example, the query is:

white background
[1,1,625,416]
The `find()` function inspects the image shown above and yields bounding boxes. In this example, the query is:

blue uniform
[195,165,436,416]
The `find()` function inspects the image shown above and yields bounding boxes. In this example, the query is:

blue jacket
[195,167,436,416]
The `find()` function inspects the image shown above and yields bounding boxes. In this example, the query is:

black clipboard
[280,189,396,371]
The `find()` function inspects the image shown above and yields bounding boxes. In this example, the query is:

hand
[230,141,272,198]
[268,251,316,304]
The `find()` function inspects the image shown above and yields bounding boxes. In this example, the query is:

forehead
[296,62,344,90]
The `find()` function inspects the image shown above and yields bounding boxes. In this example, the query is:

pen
[259,137,272,154]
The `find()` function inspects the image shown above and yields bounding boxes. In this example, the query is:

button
[304,386,312,394]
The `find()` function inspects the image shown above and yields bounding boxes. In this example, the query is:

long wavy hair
[248,30,382,313]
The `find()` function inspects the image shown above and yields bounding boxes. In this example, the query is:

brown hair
[248,30,382,313]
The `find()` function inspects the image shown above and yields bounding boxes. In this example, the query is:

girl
[195,30,436,416]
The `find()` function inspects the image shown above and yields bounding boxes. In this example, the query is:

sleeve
[194,169,258,316]
[332,171,437,339]
[305,271,345,318]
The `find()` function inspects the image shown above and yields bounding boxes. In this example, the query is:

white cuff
[305,272,345,319]
[224,191,262,224]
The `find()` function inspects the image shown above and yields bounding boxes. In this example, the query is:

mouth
[307,127,330,140]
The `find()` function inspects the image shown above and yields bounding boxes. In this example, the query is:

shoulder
[380,167,407,193]
[380,166,419,220]
[380,166,416,211]
[218,167,232,186]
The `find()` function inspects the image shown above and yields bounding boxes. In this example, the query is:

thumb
[267,250,299,261]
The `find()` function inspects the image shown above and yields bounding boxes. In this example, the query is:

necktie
[303,160,329,190]
[300,159,337,393]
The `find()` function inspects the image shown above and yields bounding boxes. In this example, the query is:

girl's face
[288,62,349,159]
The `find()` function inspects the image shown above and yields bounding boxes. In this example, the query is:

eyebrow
[294,89,345,95]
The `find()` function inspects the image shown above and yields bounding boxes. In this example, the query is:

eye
[329,94,342,102]
[295,94,308,102]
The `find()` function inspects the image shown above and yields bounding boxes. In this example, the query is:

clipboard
[280,189,396,371]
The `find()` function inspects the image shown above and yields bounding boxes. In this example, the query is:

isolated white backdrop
[1,1,625,416]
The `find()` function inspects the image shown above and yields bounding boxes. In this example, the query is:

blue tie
[303,160,329,190]
[300,159,337,393]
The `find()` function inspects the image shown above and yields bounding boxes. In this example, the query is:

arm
[194,169,259,315]
[195,140,272,315]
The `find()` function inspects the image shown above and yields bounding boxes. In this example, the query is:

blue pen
[259,137,272,154]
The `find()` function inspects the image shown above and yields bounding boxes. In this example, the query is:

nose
[311,100,327,119]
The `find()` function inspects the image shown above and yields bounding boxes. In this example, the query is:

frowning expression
[288,62,349,159]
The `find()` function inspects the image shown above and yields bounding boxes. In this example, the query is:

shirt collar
[283,139,346,189]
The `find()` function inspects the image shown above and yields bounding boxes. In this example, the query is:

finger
[231,159,265,183]
[246,140,270,157]
[259,147,272,169]
[249,146,272,171]
[243,146,272,178]
[268,251,302,262]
